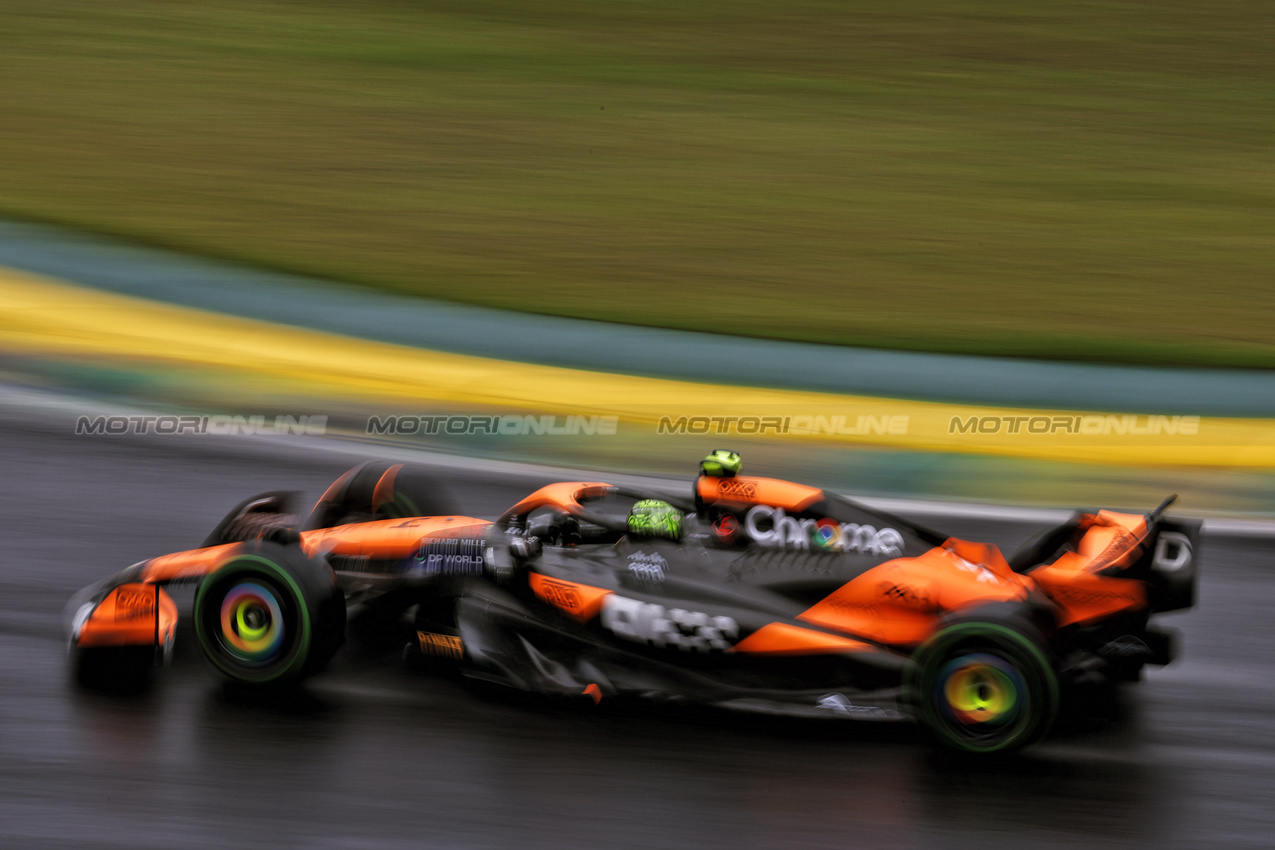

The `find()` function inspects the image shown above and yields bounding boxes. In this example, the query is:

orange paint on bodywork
[76,583,177,649]
[371,464,402,514]
[798,542,1032,648]
[731,622,872,655]
[528,573,612,622]
[130,515,489,584]
[941,538,1016,581]
[141,544,241,583]
[312,465,359,512]
[299,516,489,560]
[697,476,824,512]
[1027,510,1151,626]
[1031,568,1145,627]
[501,482,616,521]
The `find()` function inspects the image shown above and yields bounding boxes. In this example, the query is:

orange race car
[67,452,1199,753]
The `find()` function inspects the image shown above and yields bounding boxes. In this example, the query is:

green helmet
[627,499,683,541]
[699,449,742,478]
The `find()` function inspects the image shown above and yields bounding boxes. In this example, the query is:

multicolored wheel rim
[217,581,286,665]
[934,653,1026,736]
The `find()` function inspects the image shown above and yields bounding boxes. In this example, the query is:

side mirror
[510,536,543,560]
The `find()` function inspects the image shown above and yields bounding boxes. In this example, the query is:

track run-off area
[2,219,1275,472]
[3,263,1275,470]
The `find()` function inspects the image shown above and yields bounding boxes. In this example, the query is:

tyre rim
[936,653,1025,733]
[218,582,286,664]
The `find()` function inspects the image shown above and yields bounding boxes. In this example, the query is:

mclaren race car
[67,452,1199,753]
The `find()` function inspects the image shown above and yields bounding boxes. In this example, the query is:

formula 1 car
[67,453,1199,753]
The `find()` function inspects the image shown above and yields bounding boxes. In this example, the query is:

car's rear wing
[1007,498,1200,619]
[1145,515,1200,613]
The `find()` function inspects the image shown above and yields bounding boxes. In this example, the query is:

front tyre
[908,621,1059,754]
[194,542,344,685]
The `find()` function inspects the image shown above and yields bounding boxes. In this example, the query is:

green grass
[2,0,1274,367]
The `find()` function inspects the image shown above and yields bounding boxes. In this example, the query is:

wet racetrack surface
[1,413,1272,849]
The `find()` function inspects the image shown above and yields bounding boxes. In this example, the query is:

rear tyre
[193,541,345,686]
[908,621,1059,754]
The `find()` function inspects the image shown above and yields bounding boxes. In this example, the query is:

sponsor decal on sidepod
[743,505,904,556]
[601,596,738,652]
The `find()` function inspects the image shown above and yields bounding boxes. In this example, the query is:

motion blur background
[2,2,1274,848]
[3,0,1275,507]
[3,0,1274,365]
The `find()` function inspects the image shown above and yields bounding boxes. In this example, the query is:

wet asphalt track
[2,410,1273,849]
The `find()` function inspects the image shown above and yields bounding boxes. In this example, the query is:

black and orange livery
[67,460,1198,752]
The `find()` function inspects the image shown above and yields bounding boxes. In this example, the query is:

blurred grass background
[1,0,1273,367]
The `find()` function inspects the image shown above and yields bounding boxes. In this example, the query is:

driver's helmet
[627,499,683,541]
[699,449,741,478]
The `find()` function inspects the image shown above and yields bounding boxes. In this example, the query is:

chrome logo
[744,505,904,556]
[811,518,841,550]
